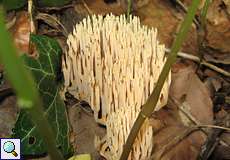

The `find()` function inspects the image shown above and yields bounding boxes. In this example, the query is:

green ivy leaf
[12,35,71,156]
[2,0,26,10]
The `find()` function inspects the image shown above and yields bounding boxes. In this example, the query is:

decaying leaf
[205,0,230,53]
[12,35,71,156]
[9,11,31,55]
[116,0,150,10]
[170,62,213,125]
[82,0,125,15]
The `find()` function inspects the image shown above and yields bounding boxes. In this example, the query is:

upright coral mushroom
[62,14,171,160]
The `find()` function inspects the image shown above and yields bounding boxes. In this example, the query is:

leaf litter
[1,0,230,159]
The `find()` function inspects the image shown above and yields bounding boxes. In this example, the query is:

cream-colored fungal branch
[63,14,171,160]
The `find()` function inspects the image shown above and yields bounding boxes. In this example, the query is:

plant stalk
[119,0,200,159]
[200,0,211,30]
[197,0,211,60]
[127,0,132,19]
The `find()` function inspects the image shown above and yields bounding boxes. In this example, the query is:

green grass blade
[200,0,211,29]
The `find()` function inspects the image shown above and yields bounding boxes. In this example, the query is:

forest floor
[0,0,230,160]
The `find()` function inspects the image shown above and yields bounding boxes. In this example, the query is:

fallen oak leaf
[170,63,213,125]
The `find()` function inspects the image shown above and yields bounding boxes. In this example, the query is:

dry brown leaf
[117,0,150,10]
[150,107,206,160]
[181,0,230,65]
[170,62,213,125]
[83,0,125,15]
[205,0,230,53]
[9,11,31,54]
[136,0,178,47]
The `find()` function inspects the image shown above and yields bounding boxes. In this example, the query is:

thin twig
[196,124,230,132]
[28,0,36,34]
[165,48,230,77]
